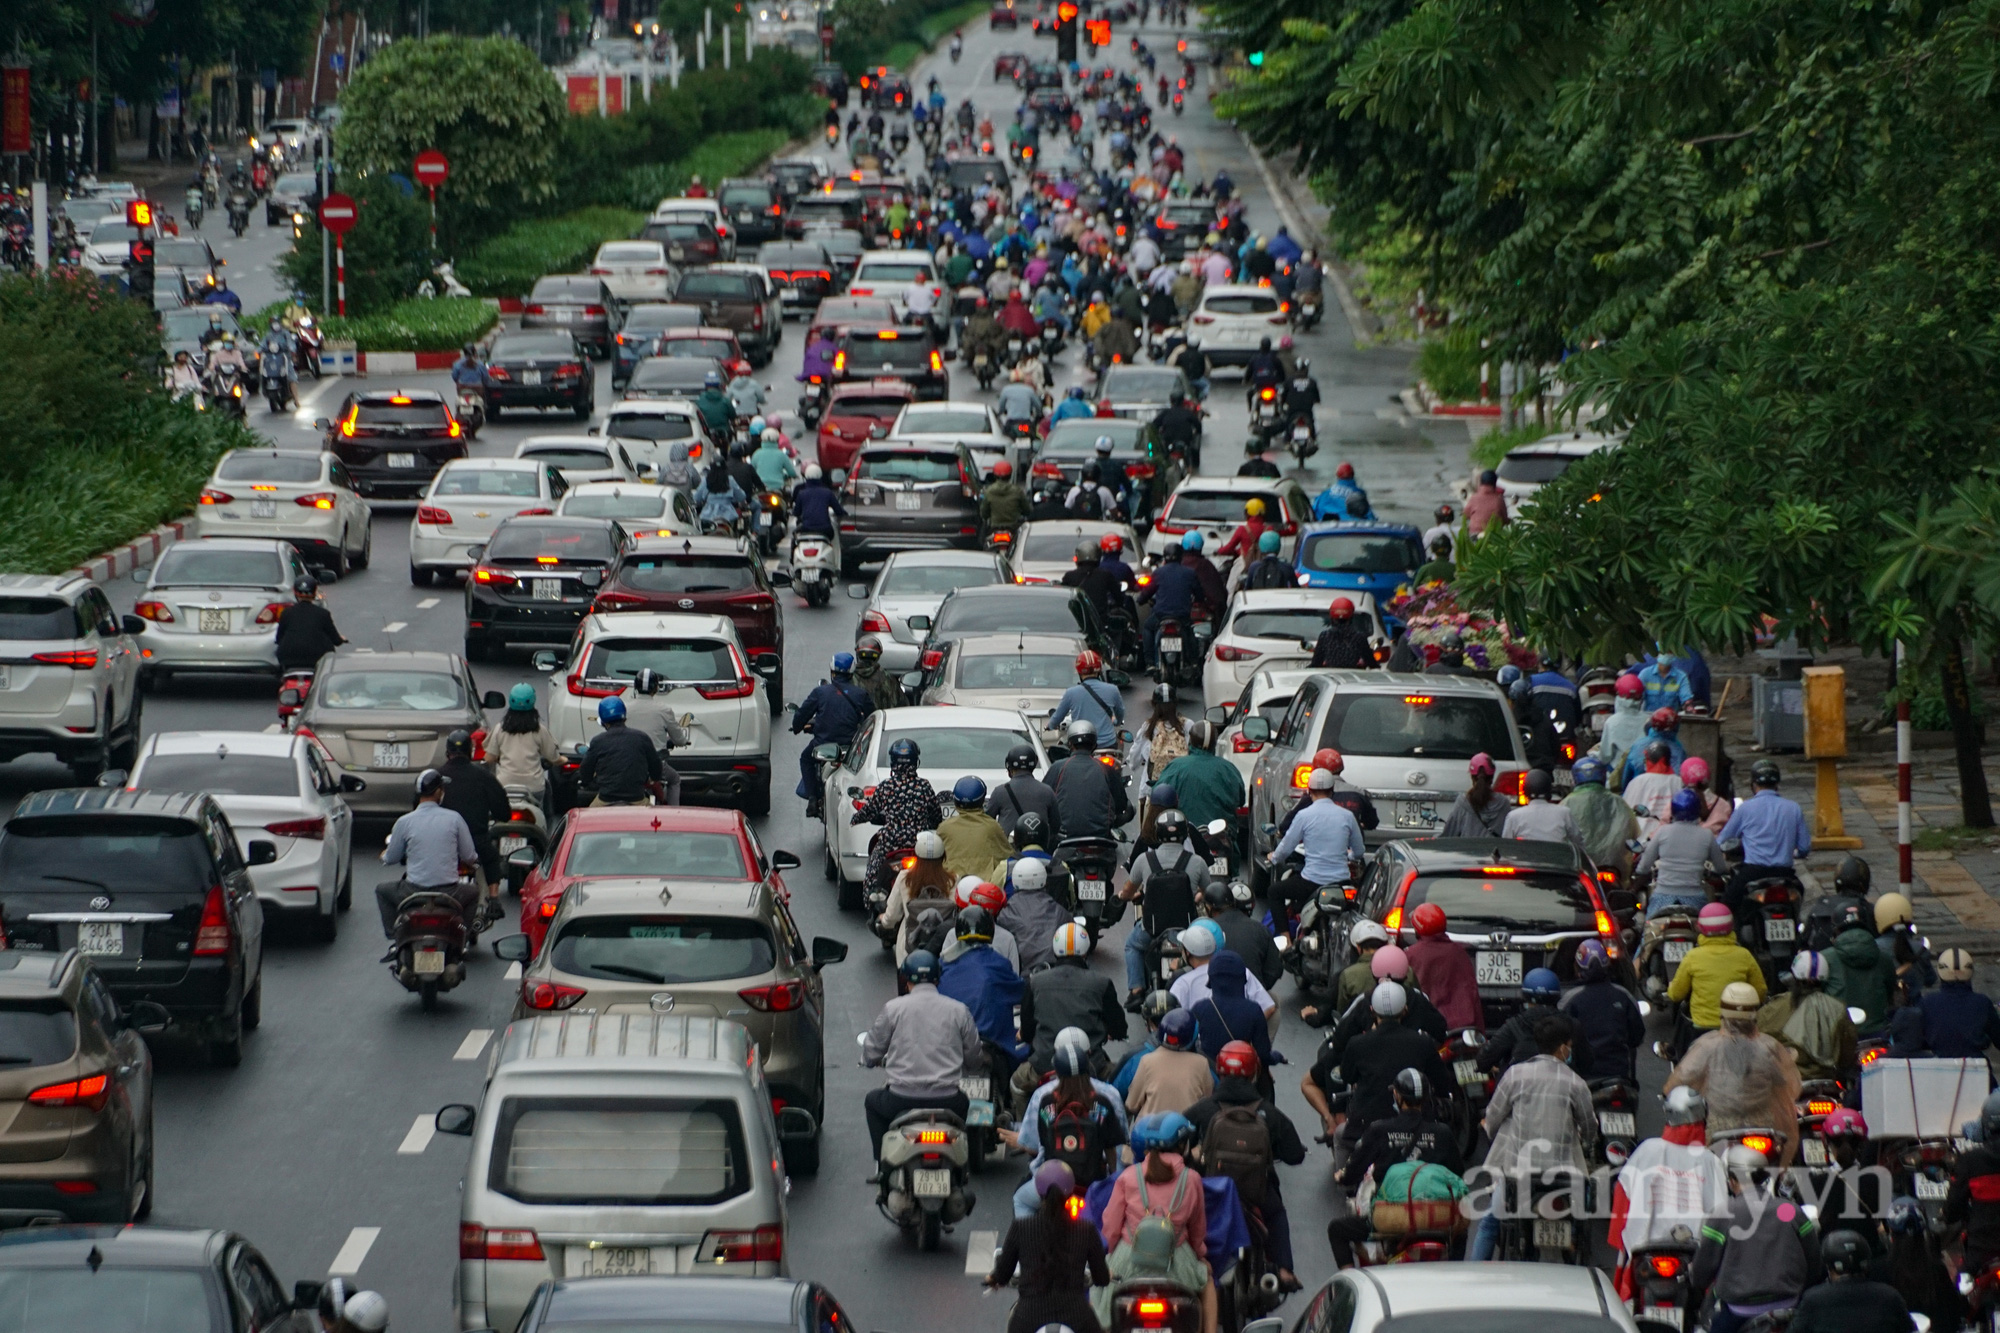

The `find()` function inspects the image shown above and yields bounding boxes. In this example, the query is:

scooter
[1287,882,1350,995]
[1294,290,1322,329]
[455,385,485,439]
[384,881,476,1011]
[960,1041,1012,1175]
[1247,384,1281,451]
[292,317,324,379]
[1591,1076,1640,1167]
[225,191,252,238]
[262,359,294,414]
[973,349,998,391]
[789,531,836,606]
[277,668,315,727]
[1153,614,1198,689]
[754,490,786,556]
[870,1096,974,1252]
[1056,836,1123,948]
[1287,415,1317,465]
[184,189,204,230]
[1106,1279,1203,1333]
[491,789,550,873]
[1629,1234,1700,1332]
[209,363,247,419]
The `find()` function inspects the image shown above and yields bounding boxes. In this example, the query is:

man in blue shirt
[1048,652,1124,749]
[377,768,478,936]
[1266,768,1367,918]
[1638,652,1696,713]
[1137,545,1201,670]
[1718,758,1811,918]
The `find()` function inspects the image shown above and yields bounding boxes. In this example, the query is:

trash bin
[1752,675,1804,752]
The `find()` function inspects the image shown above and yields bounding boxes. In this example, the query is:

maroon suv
[591,533,787,714]
[319,389,467,499]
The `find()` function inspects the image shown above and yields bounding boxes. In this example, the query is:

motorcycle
[864,834,917,926]
[1579,666,1620,735]
[1056,836,1123,948]
[1171,92,1184,116]
[973,349,998,391]
[1591,1076,1640,1167]
[1153,614,1199,689]
[1739,872,1803,986]
[983,527,1016,556]
[277,668,315,727]
[790,531,836,606]
[826,123,840,149]
[1641,903,1700,1003]
[184,188,204,230]
[1294,290,1322,329]
[416,260,472,299]
[872,1100,974,1251]
[949,36,963,63]
[261,354,294,413]
[1444,1028,1490,1157]
[1629,1235,1701,1332]
[491,788,551,875]
[225,193,252,237]
[1286,882,1351,996]
[456,385,485,439]
[385,881,476,1011]
[798,374,828,427]
[1106,1279,1203,1333]
[959,1041,1011,1176]
[292,316,324,379]
[754,490,787,556]
[1794,1079,1846,1167]
[1287,414,1317,465]
[1247,384,1281,451]
[209,363,247,419]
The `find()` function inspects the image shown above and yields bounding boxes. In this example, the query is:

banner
[1,65,28,156]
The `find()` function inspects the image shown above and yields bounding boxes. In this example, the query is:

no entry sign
[412,150,450,186]
[317,193,358,234]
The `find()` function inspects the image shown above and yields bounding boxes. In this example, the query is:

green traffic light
[1247,50,1264,66]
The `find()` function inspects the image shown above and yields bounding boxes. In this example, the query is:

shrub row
[321,298,499,353]
[455,208,647,299]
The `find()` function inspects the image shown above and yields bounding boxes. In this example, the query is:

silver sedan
[845,548,1012,672]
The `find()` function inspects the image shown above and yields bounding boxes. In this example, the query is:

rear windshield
[880,727,1034,770]
[354,401,449,426]
[661,337,736,361]
[1403,870,1595,934]
[1168,491,1278,523]
[842,335,933,372]
[760,245,828,268]
[1044,421,1143,455]
[607,413,696,442]
[548,915,776,984]
[937,595,1085,638]
[564,831,749,879]
[217,453,321,484]
[957,653,1074,691]
[276,172,317,194]
[807,231,865,258]
[566,491,667,519]
[132,752,301,797]
[1203,293,1281,315]
[1497,453,1577,484]
[152,547,285,588]
[1017,529,1133,562]
[0,1268,216,1333]
[1299,531,1424,575]
[319,670,466,711]
[436,467,541,498]
[856,260,934,283]
[616,554,756,593]
[491,1097,745,1206]
[0,1003,78,1068]
[598,242,663,264]
[0,597,79,641]
[790,199,858,221]
[831,395,908,422]
[88,222,137,244]
[1232,608,1339,643]
[492,334,576,360]
[153,240,212,268]
[857,451,958,483]
[1101,368,1182,399]
[520,448,612,471]
[531,277,604,300]
[0,817,213,894]
[900,408,988,435]
[642,220,715,243]
[878,562,998,595]
[1317,691,1514,760]
[487,524,616,562]
[581,637,736,683]
[623,305,702,333]
[720,184,773,206]
[947,161,1008,188]
[677,272,755,300]
[631,360,718,390]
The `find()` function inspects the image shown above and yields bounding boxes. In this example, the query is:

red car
[816,378,916,476]
[655,326,753,382]
[512,805,795,953]
[990,3,1019,28]
[994,52,1029,81]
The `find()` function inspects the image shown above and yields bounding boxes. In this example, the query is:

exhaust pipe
[1258,1274,1282,1295]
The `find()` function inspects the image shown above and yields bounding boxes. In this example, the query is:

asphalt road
[0,15,1641,1331]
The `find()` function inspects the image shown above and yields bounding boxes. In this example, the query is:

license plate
[1160,636,1182,653]
[499,835,526,855]
[1915,1177,1949,1201]
[1638,1308,1686,1331]
[1077,879,1106,901]
[1475,950,1523,987]
[1161,957,1177,979]
[1292,426,1309,441]
[1663,939,1692,963]
[78,922,124,956]
[1765,917,1796,942]
[1599,1111,1636,1137]
[386,452,417,468]
[669,246,685,261]
[959,1076,990,1101]
[413,948,446,976]
[551,309,574,321]
[533,579,564,600]
[200,608,230,633]
[1394,799,1437,829]
[250,500,276,519]
[1455,1059,1482,1087]
[582,1246,652,1276]
[894,492,923,510]
[1801,1139,1827,1166]
[1534,1219,1572,1249]
[781,288,800,301]
[1210,858,1229,877]
[912,1168,952,1197]
[522,370,542,386]
[372,742,409,769]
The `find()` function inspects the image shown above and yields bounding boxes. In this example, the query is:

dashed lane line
[263,723,281,733]
[329,1227,381,1276]
[416,598,440,609]
[382,622,407,634]
[505,962,523,980]
[454,1028,493,1061]
[397,1116,434,1155]
[965,1229,998,1276]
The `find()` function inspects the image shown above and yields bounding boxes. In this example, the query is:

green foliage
[455,208,645,298]
[1414,326,1480,402]
[598,129,796,210]
[322,298,498,352]
[0,269,161,483]
[830,0,977,74]
[278,174,433,316]
[1470,421,1548,471]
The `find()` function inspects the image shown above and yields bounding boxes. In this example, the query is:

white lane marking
[295,377,342,414]
[397,1116,435,1155]
[263,723,282,733]
[328,1227,381,1275]
[965,1229,998,1276]
[382,621,407,633]
[416,597,440,609]
[505,961,523,980]
[454,1028,493,1060]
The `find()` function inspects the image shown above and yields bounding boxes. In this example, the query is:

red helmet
[1412,903,1448,937]
[992,460,1013,478]
[1336,462,1354,479]
[1099,533,1123,554]
[1615,674,1643,700]
[1328,597,1354,620]
[969,882,1007,915]
[1075,649,1103,675]
[1649,707,1680,731]
[1311,747,1343,775]
[1215,1040,1261,1081]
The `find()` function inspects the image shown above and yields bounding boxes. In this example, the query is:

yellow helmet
[1874,892,1913,931]
[1245,498,1266,518]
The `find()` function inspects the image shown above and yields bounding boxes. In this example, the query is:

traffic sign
[412,150,450,186]
[819,23,834,41]
[318,193,359,235]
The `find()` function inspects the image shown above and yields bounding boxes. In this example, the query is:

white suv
[0,574,145,783]
[536,612,775,814]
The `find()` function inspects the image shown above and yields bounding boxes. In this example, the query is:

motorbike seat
[394,887,470,921]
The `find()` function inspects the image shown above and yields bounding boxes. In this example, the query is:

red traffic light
[125,200,153,227]
[1056,2,1078,19]
[1086,18,1110,44]
[129,238,153,266]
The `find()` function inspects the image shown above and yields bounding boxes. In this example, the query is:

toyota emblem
[89,896,112,911]
[1406,771,1430,787]
[677,598,695,610]
[649,992,676,1013]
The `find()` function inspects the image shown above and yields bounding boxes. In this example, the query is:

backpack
[1199,1102,1273,1208]
[1044,1095,1112,1186]
[1140,847,1197,936]
[1146,721,1188,780]
[1070,488,1105,521]
[1246,558,1292,590]
[906,905,951,959]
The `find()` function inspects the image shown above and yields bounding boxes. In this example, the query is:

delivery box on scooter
[1860,1056,1992,1139]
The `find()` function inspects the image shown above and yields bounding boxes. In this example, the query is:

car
[784,187,866,239]
[286,650,507,814]
[1244,670,1531,853]
[461,516,624,659]
[1024,85,1072,125]
[521,274,621,359]
[638,213,724,267]
[649,195,738,259]
[318,388,468,500]
[815,378,916,476]
[887,400,1015,477]
[833,325,949,400]
[867,69,912,110]
[918,630,1087,721]
[1493,431,1622,511]
[151,235,220,303]
[1185,282,1290,365]
[499,1277,856,1333]
[991,1,1020,27]
[592,532,788,707]
[0,950,160,1223]
[263,117,317,152]
[588,238,678,306]
[654,325,754,381]
[821,706,1048,898]
[0,574,144,782]
[719,176,787,245]
[1200,588,1385,709]
[80,217,139,277]
[1291,521,1426,612]
[1031,418,1174,518]
[264,169,318,225]
[757,239,840,314]
[910,583,1108,675]
[0,1224,327,1329]
[674,265,782,365]
[1021,59,1065,90]
[847,250,943,321]
[129,538,308,681]
[809,294,898,341]
[993,51,1029,81]
[603,398,718,471]
[0,788,269,1065]
[839,442,982,565]
[410,458,568,582]
[1012,518,1141,584]
[514,436,641,487]
[160,305,240,363]
[192,447,372,576]
[558,480,697,528]
[1208,666,1318,790]
[613,302,705,387]
[54,195,124,234]
[122,729,363,941]
[939,156,1014,208]
[846,549,1011,673]
[801,225,866,283]
[1145,475,1313,562]
[1095,363,1194,424]
[1149,199,1221,260]
[1280,1262,1641,1333]
[768,155,828,201]
[623,354,725,401]
[483,329,595,420]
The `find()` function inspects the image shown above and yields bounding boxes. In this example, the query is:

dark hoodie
[1190,951,1272,1070]
[1828,927,1894,1034]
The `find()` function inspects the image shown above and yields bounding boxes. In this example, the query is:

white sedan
[1278,1261,1641,1333]
[513,436,642,486]
[848,549,1013,672]
[589,239,677,305]
[557,481,697,529]
[1201,587,1384,710]
[1013,519,1141,584]
[1208,667,1317,791]
[192,447,373,578]
[820,706,1046,900]
[410,458,565,580]
[123,730,360,941]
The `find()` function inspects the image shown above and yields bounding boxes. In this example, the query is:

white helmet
[1012,858,1049,893]
[804,463,823,480]
[1370,980,1408,1016]
[1349,920,1390,949]
[914,830,946,860]
[343,1291,390,1333]
[1307,767,1336,791]
[1052,922,1088,957]
[761,428,780,445]
[954,872,984,901]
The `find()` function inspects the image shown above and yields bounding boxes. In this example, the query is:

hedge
[321,297,498,353]
[603,128,798,212]
[917,1,991,47]
[455,207,646,299]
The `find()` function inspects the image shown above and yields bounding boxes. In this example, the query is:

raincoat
[1566,781,1640,874]
[1756,986,1857,1081]
[1597,695,1648,790]
[658,441,696,489]
[1827,926,1895,1033]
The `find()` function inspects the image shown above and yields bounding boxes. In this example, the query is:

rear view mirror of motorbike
[1206,818,1228,836]
[279,688,303,707]
[1849,1006,1867,1023]
[1105,669,1131,687]
[846,582,870,599]
[632,667,665,696]
[900,671,924,692]
[314,418,331,432]
[857,1031,870,1047]
[770,569,793,587]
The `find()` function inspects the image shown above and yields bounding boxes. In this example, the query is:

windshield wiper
[37,874,111,891]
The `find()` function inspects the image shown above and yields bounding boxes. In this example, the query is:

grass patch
[918,0,992,45]
[455,207,646,299]
[322,297,497,353]
[1472,422,1550,470]
[604,127,796,211]
[1915,825,2000,853]
[878,40,926,71]
[1415,329,1483,402]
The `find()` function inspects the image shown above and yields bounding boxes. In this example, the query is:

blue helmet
[1671,788,1702,822]
[749,415,767,435]
[1575,939,1611,979]
[1132,1110,1195,1155]
[1570,756,1607,787]
[1180,531,1204,552]
[507,683,536,711]
[597,695,627,724]
[952,774,988,805]
[1523,967,1561,1001]
[1496,664,1523,690]
[1257,530,1281,554]
[901,950,941,985]
[1159,1008,1197,1050]
[1068,385,1087,399]
[832,651,855,675]
[1148,782,1178,809]
[704,370,723,388]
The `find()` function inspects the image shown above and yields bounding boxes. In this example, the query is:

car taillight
[416,504,453,526]
[524,304,546,315]
[521,979,587,1010]
[199,488,233,505]
[557,363,583,377]
[1125,462,1155,479]
[28,1073,110,1112]
[567,673,624,698]
[752,305,765,328]
[486,366,512,381]
[582,304,607,316]
[294,492,336,509]
[860,610,892,634]
[461,1224,545,1261]
[738,980,806,1012]
[929,349,944,372]
[1596,910,1615,936]
[1191,314,1214,324]
[254,602,288,625]
[1032,461,1064,478]
[1214,644,1261,662]
[589,266,612,274]
[1494,769,1528,803]
[1291,763,1312,788]
[695,1224,783,1265]
[133,601,174,623]
[590,591,646,611]
[447,418,462,439]
[194,885,231,955]
[920,649,943,670]
[515,507,554,517]
[696,677,756,700]
[31,651,98,669]
[1232,731,1264,753]
[265,816,327,839]
[1153,519,1187,535]
[833,350,846,373]
[1268,312,1288,324]
[473,566,517,587]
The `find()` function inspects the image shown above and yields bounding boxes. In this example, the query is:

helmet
[704,369,723,387]
[1412,903,1447,937]
[1792,950,1828,983]
[1257,531,1280,554]
[992,459,1014,479]
[1349,920,1389,949]
[1822,1107,1869,1141]
[1052,922,1089,957]
[901,950,942,985]
[1679,756,1711,786]
[1648,708,1679,734]
[507,683,536,712]
[1075,649,1103,675]
[1522,967,1561,1001]
[761,428,780,447]
[1370,944,1410,980]
[1719,981,1762,1019]
[1835,899,1869,933]
[1012,858,1050,894]
[1099,533,1123,555]
[292,575,318,598]
[1014,813,1050,850]
[857,635,884,660]
[1615,674,1644,700]
[1887,1198,1928,1238]
[343,1292,390,1333]
[1336,461,1354,480]
[1064,719,1099,751]
[1306,768,1336,792]
[1155,808,1188,836]
[1940,947,1975,982]
[1523,768,1553,800]
[1148,782,1179,810]
[1575,939,1611,979]
[1160,1008,1197,1050]
[415,768,447,797]
[952,774,988,805]
[954,876,983,908]
[1723,1144,1768,1175]
[1662,1086,1707,1126]
[1258,337,1272,352]
[1834,855,1872,896]
[1571,757,1607,787]
[1435,503,1454,522]
[970,882,1007,915]
[1187,721,1216,751]
[1052,1039,1089,1079]
[1006,744,1039,773]
[1823,1230,1870,1277]
[832,651,855,674]
[446,728,473,759]
[955,905,995,943]
[1982,1089,2000,1143]
[729,441,748,461]
[1181,532,1204,552]
[1370,980,1408,1016]
[598,695,627,724]
[914,830,946,860]
[1244,498,1265,517]
[1392,1068,1428,1103]
[749,415,767,435]
[1081,463,1101,484]
[1643,738,1674,767]
[1152,682,1177,708]
[1751,758,1782,787]
[1697,903,1734,935]
[805,463,823,480]
[1312,748,1344,775]
[1328,597,1354,620]
[1874,892,1913,931]
[1467,752,1496,779]
[1670,789,1701,822]
[1181,920,1220,957]
[1093,434,1115,455]
[1138,989,1175,1025]
[318,1278,352,1326]
[888,737,921,768]
[1215,1040,1261,1081]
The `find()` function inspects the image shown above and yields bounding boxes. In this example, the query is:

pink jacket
[1100,1155,1207,1260]
[1700,793,1734,836]
[1408,935,1487,1032]
[1465,484,1509,535]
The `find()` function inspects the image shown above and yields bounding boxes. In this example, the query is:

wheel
[918,1209,942,1252]
[824,844,839,882]
[337,858,352,911]
[309,898,338,943]
[352,523,372,570]
[837,868,863,913]
[110,694,141,771]
[330,538,351,580]
[209,1014,244,1068]
[240,975,262,1031]
[745,774,771,817]
[573,397,590,420]
[419,980,440,1011]
[967,1126,988,1175]
[129,1106,155,1222]
[410,563,433,587]
[766,671,784,717]
[783,1131,821,1178]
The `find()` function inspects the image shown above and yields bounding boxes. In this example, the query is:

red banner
[1,65,29,157]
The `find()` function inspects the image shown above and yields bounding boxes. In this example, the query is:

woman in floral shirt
[852,738,946,891]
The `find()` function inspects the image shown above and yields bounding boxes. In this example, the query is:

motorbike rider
[201,275,242,312]
[1051,384,1095,423]
[725,439,764,506]
[961,295,1008,367]
[1559,939,1646,1079]
[996,367,1042,430]
[1873,890,1938,989]
[1756,950,1859,1080]
[693,457,747,530]
[1637,788,1731,915]
[861,949,981,1166]
[204,331,248,390]
[1564,756,1639,882]
[939,905,1029,1076]
[1203,879,1284,993]
[1610,1085,1728,1285]
[1437,752,1511,837]
[1469,1012,1597,1260]
[577,696,674,805]
[988,743,1061,840]
[1464,467,1509,535]
[486,684,560,815]
[1315,463,1372,521]
[853,737,947,892]
[275,576,345,671]
[376,768,479,936]
[1944,1091,2000,1296]
[998,854,1070,974]
[1175,532,1228,619]
[1667,902,1767,1043]
[1231,529,1287,592]
[851,636,903,713]
[167,350,203,400]
[1022,923,1130,1086]
[1403,903,1485,1032]
[1243,336,1285,397]
[1152,391,1203,463]
[1596,672,1649,784]
[1826,901,1896,1034]
[1126,1009,1216,1117]
[1667,981,1801,1161]
[433,728,510,922]
[1152,721,1244,837]
[940,776,1015,885]
[693,370,735,436]
[259,320,297,409]
[792,652,875,816]
[1215,497,1273,563]
[978,459,1028,539]
[1687,1143,1822,1333]
[1501,768,1589,855]
[1413,535,1455,584]
[1623,738,1685,834]
[1066,462,1119,521]
[1717,758,1811,919]
[1792,1230,1914,1333]
[1187,1041,1306,1291]
[750,426,797,494]
[790,463,847,568]
[1907,947,2000,1057]
[1478,968,1566,1074]
[1048,650,1125,751]
[1265,767,1366,920]
[1117,807,1210,1005]
[1045,717,1134,842]
[1137,544,1201,674]
[449,342,486,406]
[1325,1066,1463,1267]
[1308,597,1373,669]
[1618,706,1688,787]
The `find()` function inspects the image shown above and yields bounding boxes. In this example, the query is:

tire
[129,1107,155,1222]
[110,694,141,771]
[309,898,338,943]
[352,523,372,570]
[837,868,863,912]
[573,397,591,421]
[330,538,351,580]
[69,754,103,786]
[464,632,490,663]
[766,670,784,717]
[918,1209,942,1252]
[410,563,433,587]
[240,975,262,1031]
[824,845,839,883]
[745,774,771,817]
[783,1131,821,1178]
[337,858,352,911]
[420,980,440,1011]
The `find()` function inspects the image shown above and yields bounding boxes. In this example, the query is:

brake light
[416,504,453,526]
[1648,1254,1682,1278]
[567,673,623,698]
[1032,461,1065,479]
[461,1224,545,1261]
[524,304,546,316]
[1137,1300,1169,1323]
[589,266,611,274]
[1125,463,1155,479]
[1806,1099,1838,1116]
[740,981,807,1012]
[1494,769,1528,803]
[194,885,231,955]
[930,349,944,372]
[199,488,233,505]
[486,366,512,381]
[1754,881,1793,904]
[339,414,356,437]
[920,649,943,670]
[473,566,517,587]
[1739,1134,1775,1155]
[1232,731,1263,754]
[521,979,587,1010]
[556,363,583,377]
[696,677,756,700]
[28,1073,110,1111]
[254,602,288,625]
[1278,519,1298,537]
[134,601,174,623]
[1861,1047,1884,1065]
[861,610,892,634]
[31,651,97,669]
[582,304,607,316]
[1596,910,1615,936]
[265,816,327,839]
[1153,519,1187,535]
[1191,314,1215,324]
[695,1224,783,1264]
[294,492,336,510]
[515,508,554,517]
[1291,764,1312,788]
[833,350,846,373]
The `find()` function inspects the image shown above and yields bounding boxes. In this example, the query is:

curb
[70,519,189,587]
[358,350,459,374]
[1239,137,1377,342]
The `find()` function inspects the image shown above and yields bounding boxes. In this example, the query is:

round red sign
[317,193,359,235]
[412,149,450,185]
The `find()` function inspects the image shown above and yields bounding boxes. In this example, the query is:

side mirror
[1046,745,1070,762]
[1849,1006,1868,1024]
[466,544,487,563]
[314,417,331,431]
[97,769,127,788]
[769,569,792,587]
[532,649,566,672]
[121,614,147,636]
[293,1279,323,1311]
[1240,716,1272,743]
[633,667,664,696]
[131,564,150,583]
[845,582,871,599]
[504,847,538,891]
[1104,668,1130,687]
[812,936,849,969]
[1243,1318,1285,1333]
[481,689,507,709]
[491,933,534,962]
[126,1000,172,1035]
[278,687,303,707]
[580,568,604,588]
[811,742,843,763]
[1204,706,1227,727]
[435,1104,477,1137]
[245,839,278,866]
[900,670,925,693]
[1206,818,1227,836]
[1606,889,1638,913]
[770,849,802,871]
[340,773,368,794]
[906,613,932,631]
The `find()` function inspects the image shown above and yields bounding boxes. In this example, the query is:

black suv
[719,177,785,246]
[319,389,468,499]
[0,789,270,1067]
[834,325,950,400]
[464,515,624,660]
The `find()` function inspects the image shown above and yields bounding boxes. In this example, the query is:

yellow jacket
[1666,933,1767,1028]
[939,810,1014,886]
[1081,303,1112,339]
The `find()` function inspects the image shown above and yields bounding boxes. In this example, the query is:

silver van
[437,1013,807,1333]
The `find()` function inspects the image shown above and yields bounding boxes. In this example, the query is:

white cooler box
[1860,1056,1992,1138]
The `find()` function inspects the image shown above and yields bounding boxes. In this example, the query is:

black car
[758,240,840,313]
[0,1225,323,1331]
[1026,85,1073,121]
[613,301,705,388]
[767,156,825,202]
[464,516,624,659]
[910,583,1108,673]
[484,330,594,420]
[840,444,982,566]
[719,177,785,246]
[834,325,950,400]
[319,389,468,499]
[784,188,866,240]
[503,1277,853,1333]
[869,71,912,110]
[0,789,270,1066]
[1022,59,1066,91]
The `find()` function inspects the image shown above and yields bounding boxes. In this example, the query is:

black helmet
[1138,989,1175,1025]
[1074,539,1101,564]
[901,950,942,985]
[1258,336,1272,351]
[1392,1068,1428,1103]
[1642,738,1673,765]
[1834,854,1872,896]
[1981,1089,2000,1143]
[446,728,473,759]
[888,737,921,769]
[1523,768,1553,800]
[1005,743,1039,773]
[955,905,995,943]
[1751,758,1782,787]
[1014,812,1050,849]
[1822,1229,1870,1277]
[1201,879,1231,911]
[292,575,318,598]
[1152,681,1175,705]
[1081,462,1101,483]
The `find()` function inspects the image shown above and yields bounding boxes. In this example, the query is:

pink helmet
[1615,674,1643,700]
[1467,752,1496,779]
[1821,1107,1868,1140]
[1370,944,1411,981]
[1679,756,1711,786]
[1697,903,1734,935]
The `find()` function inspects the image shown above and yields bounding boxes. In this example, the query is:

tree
[278,174,432,315]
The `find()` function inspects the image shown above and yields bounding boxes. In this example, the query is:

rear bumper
[465,597,592,643]
[103,956,240,1029]
[0,726,105,764]
[674,755,771,797]
[841,522,977,559]
[486,382,589,409]
[132,627,278,672]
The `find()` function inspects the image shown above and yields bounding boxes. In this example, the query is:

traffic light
[125,199,154,228]
[1085,18,1110,47]
[126,235,154,304]
[1055,1,1079,63]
